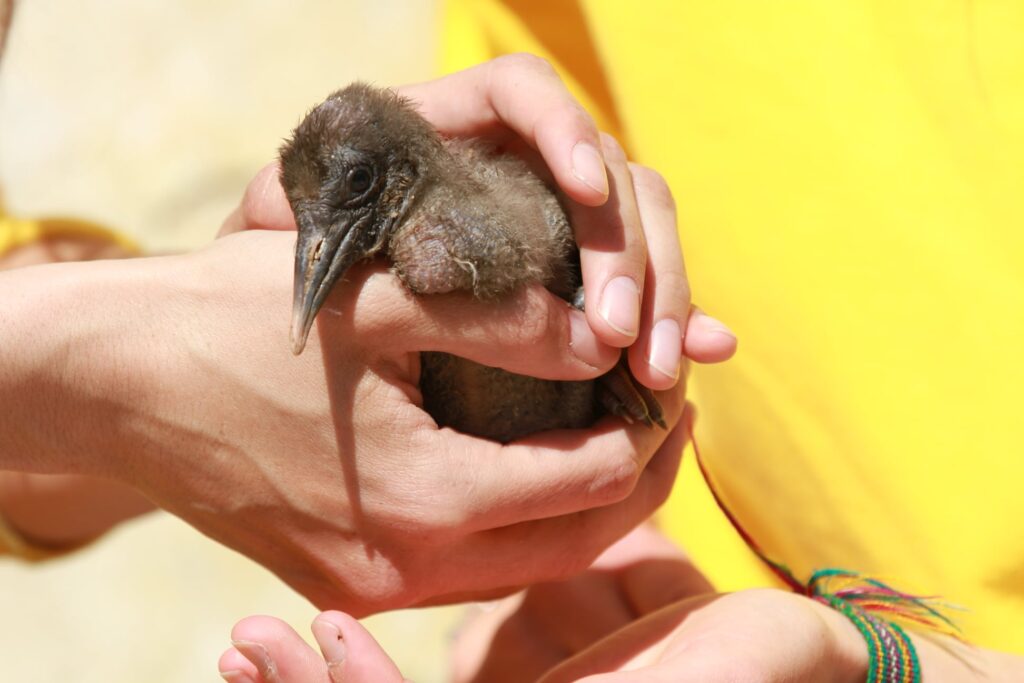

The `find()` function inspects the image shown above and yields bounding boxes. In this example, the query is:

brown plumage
[281,83,662,442]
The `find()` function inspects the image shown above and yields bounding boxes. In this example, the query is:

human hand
[223,54,737,389]
[0,85,698,614]
[219,582,1012,683]
[0,224,693,613]
[218,610,409,683]
[214,524,704,683]
[199,56,727,614]
[215,590,865,683]
[193,55,736,616]
[534,589,868,683]
[451,523,712,683]
[400,56,737,380]
[0,54,715,614]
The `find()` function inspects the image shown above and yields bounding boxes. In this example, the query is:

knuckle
[498,52,556,78]
[515,289,559,348]
[382,492,468,542]
[240,163,283,228]
[589,454,642,505]
[414,506,470,541]
[599,131,627,164]
[380,505,460,545]
[629,164,677,214]
[386,452,476,541]
[349,271,418,341]
[658,270,692,310]
[554,101,598,141]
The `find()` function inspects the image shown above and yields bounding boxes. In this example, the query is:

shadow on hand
[462,555,712,683]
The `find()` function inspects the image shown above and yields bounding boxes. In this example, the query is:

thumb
[320,264,621,380]
[312,611,409,683]
[220,163,296,237]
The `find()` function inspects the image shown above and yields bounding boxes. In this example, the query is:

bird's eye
[348,167,372,195]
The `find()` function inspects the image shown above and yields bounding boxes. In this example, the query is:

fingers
[225,615,328,682]
[219,647,262,683]
[439,386,687,534]
[318,263,619,378]
[519,573,635,653]
[619,556,715,617]
[450,594,570,683]
[441,406,692,596]
[537,596,719,683]
[590,524,715,615]
[503,409,691,561]
[220,163,295,237]
[219,614,407,683]
[221,78,737,376]
[683,308,737,364]
[312,612,407,683]
[398,54,608,206]
[624,165,688,389]
[569,135,648,349]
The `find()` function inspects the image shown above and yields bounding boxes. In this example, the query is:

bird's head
[279,82,442,354]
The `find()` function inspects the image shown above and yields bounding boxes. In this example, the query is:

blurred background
[0,1,463,681]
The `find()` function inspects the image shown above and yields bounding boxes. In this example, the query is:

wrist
[807,596,871,683]
[0,256,178,477]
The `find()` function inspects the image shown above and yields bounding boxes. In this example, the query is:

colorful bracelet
[816,583,922,682]
[689,429,959,681]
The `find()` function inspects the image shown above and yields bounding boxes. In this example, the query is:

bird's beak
[290,220,364,355]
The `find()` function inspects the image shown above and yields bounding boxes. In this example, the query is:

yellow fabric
[444,0,1024,653]
[0,194,140,259]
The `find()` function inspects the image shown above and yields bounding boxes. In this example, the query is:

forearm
[0,258,171,551]
[0,257,163,475]
[914,633,1024,682]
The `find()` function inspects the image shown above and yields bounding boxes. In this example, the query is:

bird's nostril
[311,238,324,263]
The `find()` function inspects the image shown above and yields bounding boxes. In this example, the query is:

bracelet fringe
[689,427,961,681]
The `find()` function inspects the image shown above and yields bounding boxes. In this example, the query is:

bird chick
[280,83,662,442]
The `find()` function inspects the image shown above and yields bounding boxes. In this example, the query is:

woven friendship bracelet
[821,593,920,682]
[689,428,959,681]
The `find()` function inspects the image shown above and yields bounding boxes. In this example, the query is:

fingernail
[312,618,347,665]
[599,276,640,337]
[231,640,277,681]
[648,318,682,380]
[571,141,609,196]
[220,670,257,683]
[569,311,606,370]
[697,312,736,339]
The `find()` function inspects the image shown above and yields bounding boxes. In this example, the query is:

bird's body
[280,84,660,442]
[390,138,596,441]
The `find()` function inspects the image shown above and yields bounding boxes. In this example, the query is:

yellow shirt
[0,204,140,260]
[444,0,1024,653]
